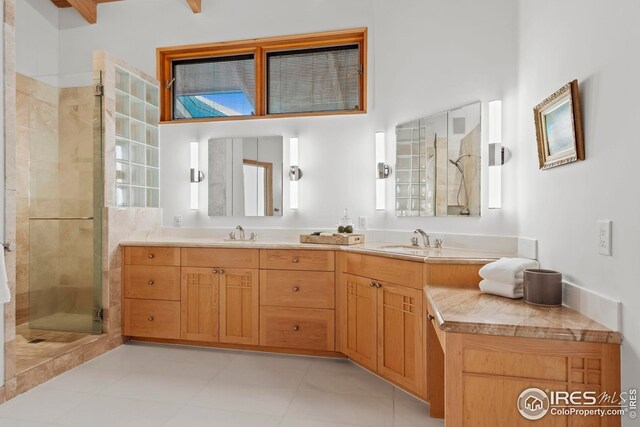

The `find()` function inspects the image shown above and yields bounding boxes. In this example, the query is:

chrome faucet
[413,229,431,248]
[235,225,245,240]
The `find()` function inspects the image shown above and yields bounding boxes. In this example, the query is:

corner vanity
[119,240,622,426]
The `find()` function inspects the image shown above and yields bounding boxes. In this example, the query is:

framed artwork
[533,80,584,170]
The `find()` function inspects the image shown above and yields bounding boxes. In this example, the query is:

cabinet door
[181,267,219,342]
[377,282,424,395]
[219,268,259,345]
[338,274,377,371]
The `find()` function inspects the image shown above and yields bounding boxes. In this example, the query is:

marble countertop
[425,285,622,344]
[120,237,510,264]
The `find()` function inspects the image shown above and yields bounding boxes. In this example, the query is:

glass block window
[115,66,160,207]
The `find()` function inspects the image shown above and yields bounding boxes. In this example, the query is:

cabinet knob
[148,316,154,321]
[212,269,219,274]
[219,269,225,274]
[370,282,376,287]
[292,325,299,331]
[148,280,154,285]
[148,254,154,259]
[427,314,434,321]
[292,286,299,292]
[375,282,382,288]
[292,257,299,263]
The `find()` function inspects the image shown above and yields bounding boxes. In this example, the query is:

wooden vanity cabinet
[123,247,182,340]
[219,268,259,345]
[181,267,219,342]
[377,282,424,395]
[181,249,260,345]
[338,274,378,371]
[259,249,336,352]
[338,253,426,397]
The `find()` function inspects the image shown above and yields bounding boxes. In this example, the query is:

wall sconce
[375,131,391,210]
[190,141,204,210]
[488,100,509,209]
[289,137,302,210]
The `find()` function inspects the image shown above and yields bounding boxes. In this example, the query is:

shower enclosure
[17,70,103,334]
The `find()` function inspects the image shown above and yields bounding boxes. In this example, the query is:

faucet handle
[250,232,257,241]
[229,232,236,240]
[411,237,419,247]
[434,238,443,249]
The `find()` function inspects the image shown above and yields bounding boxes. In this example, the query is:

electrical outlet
[598,220,612,256]
[174,215,183,227]
[358,216,367,230]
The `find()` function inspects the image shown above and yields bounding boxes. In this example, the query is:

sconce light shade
[375,131,390,210]
[190,142,200,210]
[289,137,300,210]
[488,101,502,209]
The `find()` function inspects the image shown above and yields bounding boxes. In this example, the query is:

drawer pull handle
[148,316,154,321]
[212,269,219,274]
[375,282,382,288]
[369,282,376,287]
[148,280,154,285]
[292,287,299,292]
[427,314,434,321]
[219,269,225,274]
[148,254,154,259]
[292,325,299,331]
[292,257,299,263]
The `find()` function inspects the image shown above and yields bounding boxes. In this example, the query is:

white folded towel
[0,251,10,303]
[479,279,523,299]
[479,257,539,284]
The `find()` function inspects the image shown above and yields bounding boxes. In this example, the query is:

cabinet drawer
[124,247,180,266]
[260,250,334,271]
[124,266,181,301]
[124,299,180,339]
[344,252,422,289]
[260,306,335,351]
[181,248,259,268]
[260,270,334,309]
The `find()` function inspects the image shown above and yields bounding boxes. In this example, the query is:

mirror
[207,136,283,216]
[395,101,481,217]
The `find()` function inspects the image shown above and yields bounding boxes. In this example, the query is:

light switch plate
[174,215,183,227]
[598,220,612,256]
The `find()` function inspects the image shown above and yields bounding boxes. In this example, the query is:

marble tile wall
[3,0,17,402]
[93,51,162,348]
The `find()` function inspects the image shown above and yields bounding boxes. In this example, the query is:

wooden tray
[299,233,364,246]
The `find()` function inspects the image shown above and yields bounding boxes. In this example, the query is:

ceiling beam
[186,0,202,13]
[66,0,97,24]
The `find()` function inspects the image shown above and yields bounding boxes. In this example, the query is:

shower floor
[15,322,102,375]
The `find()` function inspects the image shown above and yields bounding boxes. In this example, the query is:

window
[267,45,361,114]
[157,28,367,122]
[173,55,256,119]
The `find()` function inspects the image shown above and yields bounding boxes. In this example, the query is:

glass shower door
[28,71,103,334]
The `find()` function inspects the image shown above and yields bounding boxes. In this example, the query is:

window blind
[173,55,255,119]
[267,45,360,114]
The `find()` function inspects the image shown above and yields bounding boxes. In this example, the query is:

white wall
[53,0,520,235]
[516,0,640,411]
[15,0,59,78]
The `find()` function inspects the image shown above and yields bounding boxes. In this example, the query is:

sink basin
[377,245,432,254]
[380,245,427,250]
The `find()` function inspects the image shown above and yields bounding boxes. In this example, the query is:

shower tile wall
[15,74,94,326]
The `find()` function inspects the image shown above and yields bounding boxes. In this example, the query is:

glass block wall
[114,66,160,207]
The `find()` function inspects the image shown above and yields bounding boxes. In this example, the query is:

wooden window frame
[157,28,367,124]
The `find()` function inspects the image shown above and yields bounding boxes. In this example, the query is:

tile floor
[15,323,102,374]
[0,342,444,427]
